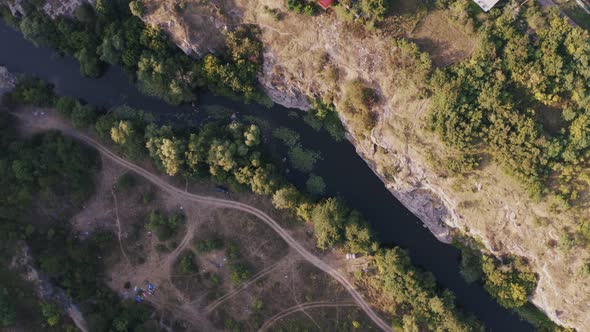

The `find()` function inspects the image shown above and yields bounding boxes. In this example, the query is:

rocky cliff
[140,2,590,329]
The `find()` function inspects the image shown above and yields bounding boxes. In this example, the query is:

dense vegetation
[285,0,388,29]
[0,0,266,104]
[0,110,154,330]
[455,240,567,331]
[430,4,590,207]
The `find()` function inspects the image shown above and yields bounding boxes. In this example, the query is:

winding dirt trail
[258,301,358,331]
[206,260,282,313]
[16,111,393,332]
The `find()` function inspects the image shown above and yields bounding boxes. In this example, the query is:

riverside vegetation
[0,0,266,104]
[2,0,587,329]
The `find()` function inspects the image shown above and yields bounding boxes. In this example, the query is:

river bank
[144,2,589,330]
[0,17,538,330]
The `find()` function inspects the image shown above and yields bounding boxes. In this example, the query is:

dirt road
[16,110,393,332]
[258,301,358,331]
[536,0,579,26]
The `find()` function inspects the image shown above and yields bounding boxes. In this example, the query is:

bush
[289,146,320,173]
[481,256,537,309]
[178,252,197,274]
[55,96,78,117]
[129,1,145,17]
[5,77,55,107]
[306,174,326,196]
[194,237,224,253]
[0,288,16,327]
[115,173,137,192]
[70,104,97,129]
[146,210,183,241]
[339,80,376,137]
[229,262,251,285]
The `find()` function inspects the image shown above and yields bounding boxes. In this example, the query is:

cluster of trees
[454,241,569,331]
[0,111,153,331]
[333,0,388,29]
[0,0,265,104]
[429,5,590,204]
[0,288,15,327]
[304,98,346,141]
[146,210,184,241]
[272,127,321,173]
[456,242,537,309]
[373,248,482,331]
[178,251,198,274]
[285,0,388,29]
[286,0,319,16]
[0,114,97,220]
[225,242,253,285]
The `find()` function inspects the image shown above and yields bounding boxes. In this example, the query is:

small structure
[472,0,500,12]
[318,0,334,10]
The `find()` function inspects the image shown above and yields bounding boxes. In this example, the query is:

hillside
[137,0,590,330]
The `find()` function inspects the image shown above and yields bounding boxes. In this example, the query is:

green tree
[0,288,16,327]
[129,1,145,17]
[310,198,349,249]
[306,174,326,196]
[41,303,60,327]
[272,186,302,210]
[55,96,78,117]
[243,124,261,147]
[70,104,97,129]
[179,252,197,274]
[145,125,186,176]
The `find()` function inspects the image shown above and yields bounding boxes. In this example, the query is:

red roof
[318,0,334,9]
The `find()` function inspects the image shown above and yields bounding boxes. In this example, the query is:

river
[0,21,533,331]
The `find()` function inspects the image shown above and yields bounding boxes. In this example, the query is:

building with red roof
[318,0,334,10]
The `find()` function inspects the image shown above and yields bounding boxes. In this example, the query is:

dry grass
[409,10,476,67]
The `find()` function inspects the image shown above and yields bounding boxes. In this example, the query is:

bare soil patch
[410,11,476,67]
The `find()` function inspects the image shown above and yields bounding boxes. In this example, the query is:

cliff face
[140,1,590,329]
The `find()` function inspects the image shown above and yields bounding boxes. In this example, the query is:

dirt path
[15,111,393,332]
[258,301,357,331]
[536,0,579,26]
[111,189,131,265]
[206,260,283,312]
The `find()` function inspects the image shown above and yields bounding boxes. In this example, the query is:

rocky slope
[140,1,590,329]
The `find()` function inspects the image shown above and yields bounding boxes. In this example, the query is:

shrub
[194,237,224,253]
[306,174,326,196]
[146,210,183,241]
[229,262,251,284]
[0,288,16,327]
[55,96,78,117]
[179,252,197,274]
[115,173,136,192]
[339,80,376,137]
[481,256,537,309]
[70,104,97,129]
[5,77,56,107]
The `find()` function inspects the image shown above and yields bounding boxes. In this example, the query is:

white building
[472,0,501,12]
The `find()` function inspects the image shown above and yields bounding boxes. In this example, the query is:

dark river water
[0,21,534,331]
